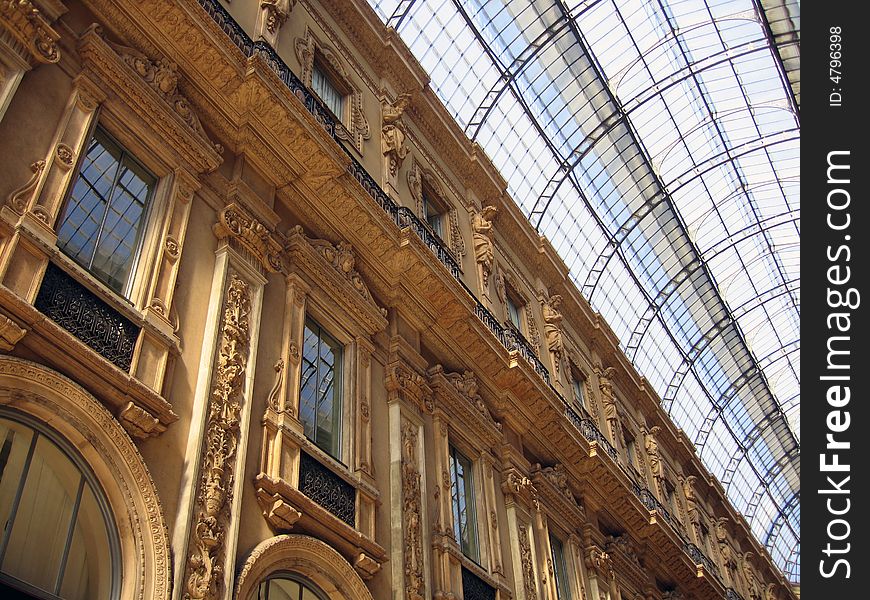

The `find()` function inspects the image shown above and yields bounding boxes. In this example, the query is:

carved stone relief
[183,275,251,600]
[214,203,283,273]
[294,28,370,151]
[4,160,45,214]
[0,0,61,64]
[644,425,663,480]
[401,420,424,600]
[519,524,538,600]
[540,292,565,370]
[107,39,218,151]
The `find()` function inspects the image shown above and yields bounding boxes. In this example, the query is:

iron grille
[298,451,356,527]
[461,567,496,600]
[34,262,140,371]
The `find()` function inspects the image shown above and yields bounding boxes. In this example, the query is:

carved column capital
[213,203,284,274]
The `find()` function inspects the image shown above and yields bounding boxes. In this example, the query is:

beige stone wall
[0,1,794,600]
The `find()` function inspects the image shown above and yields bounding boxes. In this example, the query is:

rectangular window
[449,445,479,562]
[311,62,344,120]
[625,435,637,468]
[506,295,523,331]
[422,189,444,238]
[549,533,571,600]
[300,319,343,459]
[570,373,585,409]
[56,127,155,295]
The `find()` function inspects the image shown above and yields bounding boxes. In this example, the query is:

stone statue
[541,293,565,366]
[472,205,498,287]
[645,426,663,479]
[382,93,412,177]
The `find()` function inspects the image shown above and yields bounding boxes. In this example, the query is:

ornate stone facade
[0,1,796,599]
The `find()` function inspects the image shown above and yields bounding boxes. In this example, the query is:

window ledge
[253,472,387,580]
[0,283,177,439]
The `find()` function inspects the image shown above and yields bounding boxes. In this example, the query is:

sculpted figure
[542,294,564,359]
[472,205,498,286]
[382,93,412,176]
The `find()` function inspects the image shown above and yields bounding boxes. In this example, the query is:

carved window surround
[603,534,649,596]
[295,27,370,154]
[0,244,179,440]
[256,225,387,581]
[495,264,540,354]
[407,159,466,264]
[427,365,502,450]
[426,384,505,598]
[530,464,586,530]
[1,25,225,439]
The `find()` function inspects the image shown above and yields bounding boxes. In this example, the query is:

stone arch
[0,356,170,600]
[235,535,374,600]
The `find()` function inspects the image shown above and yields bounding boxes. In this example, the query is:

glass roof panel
[369,0,799,581]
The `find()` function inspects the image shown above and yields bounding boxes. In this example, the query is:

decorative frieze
[183,274,251,600]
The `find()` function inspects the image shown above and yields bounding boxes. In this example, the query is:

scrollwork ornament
[519,525,538,600]
[5,160,45,214]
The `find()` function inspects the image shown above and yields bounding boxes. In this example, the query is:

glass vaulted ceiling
[367,0,800,582]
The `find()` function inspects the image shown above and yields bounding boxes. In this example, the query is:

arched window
[252,573,328,600]
[0,412,119,600]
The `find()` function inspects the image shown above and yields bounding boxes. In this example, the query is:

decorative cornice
[285,226,388,333]
[530,463,585,526]
[213,203,283,273]
[0,0,61,64]
[385,360,431,414]
[77,25,222,174]
[428,365,502,448]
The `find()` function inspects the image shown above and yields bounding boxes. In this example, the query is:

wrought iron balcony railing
[298,451,356,527]
[461,566,496,600]
[34,262,140,371]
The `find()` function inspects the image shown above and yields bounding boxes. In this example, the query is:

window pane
[507,298,522,330]
[571,377,584,408]
[56,128,154,295]
[57,132,123,270]
[299,320,342,459]
[449,446,479,562]
[0,421,34,537]
[550,534,570,600]
[60,485,113,600]
[1,436,79,593]
[312,65,344,119]
[268,577,301,600]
